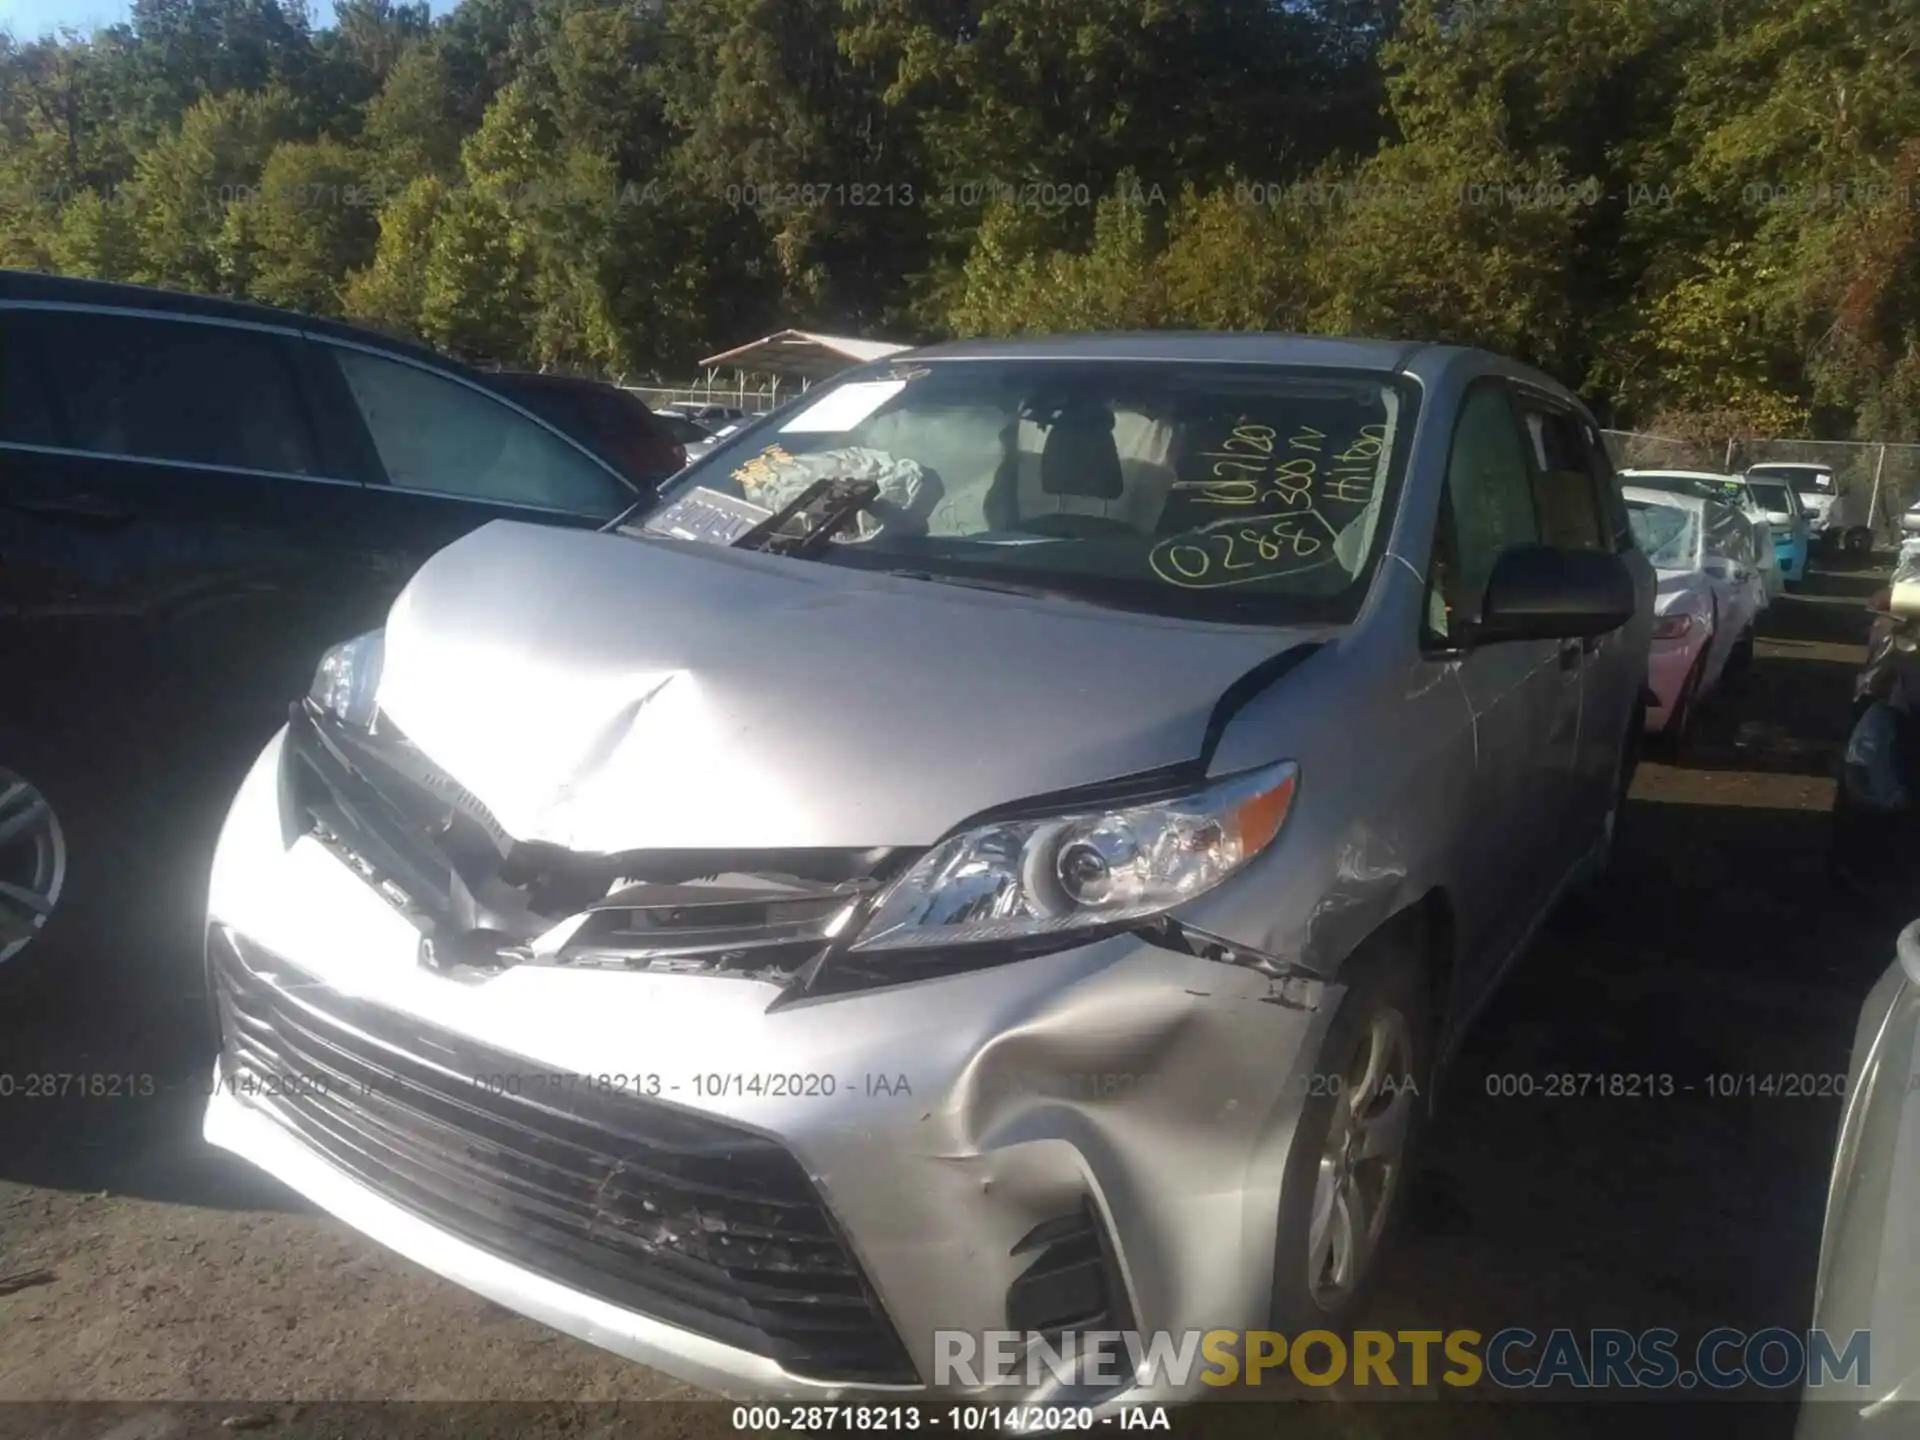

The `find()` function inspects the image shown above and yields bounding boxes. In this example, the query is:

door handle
[8,494,135,529]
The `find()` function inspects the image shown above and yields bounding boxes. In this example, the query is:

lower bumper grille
[208,927,915,1384]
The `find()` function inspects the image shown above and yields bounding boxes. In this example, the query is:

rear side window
[0,313,58,445]
[327,347,630,516]
[14,309,320,475]
[1513,397,1607,551]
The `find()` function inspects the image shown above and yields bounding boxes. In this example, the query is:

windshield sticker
[640,484,773,546]
[779,379,909,434]
[1151,419,1389,589]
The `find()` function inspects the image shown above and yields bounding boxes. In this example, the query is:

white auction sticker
[778,379,908,434]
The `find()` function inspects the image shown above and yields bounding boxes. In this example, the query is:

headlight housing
[308,630,384,728]
[1652,613,1695,641]
[850,762,1298,954]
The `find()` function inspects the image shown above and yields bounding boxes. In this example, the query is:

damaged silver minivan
[203,334,1653,1407]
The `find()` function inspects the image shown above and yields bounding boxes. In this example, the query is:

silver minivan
[203,334,1653,1409]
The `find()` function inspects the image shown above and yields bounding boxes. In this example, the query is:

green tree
[131,85,301,293]
[357,38,464,191]
[221,136,380,313]
[341,171,447,335]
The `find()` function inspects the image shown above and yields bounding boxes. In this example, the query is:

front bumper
[203,728,1332,1405]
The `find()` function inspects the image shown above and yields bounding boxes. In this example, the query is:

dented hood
[372,521,1320,852]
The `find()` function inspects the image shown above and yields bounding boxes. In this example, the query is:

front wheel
[0,766,67,967]
[1269,931,1430,1331]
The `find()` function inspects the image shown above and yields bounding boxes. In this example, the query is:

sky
[0,0,458,41]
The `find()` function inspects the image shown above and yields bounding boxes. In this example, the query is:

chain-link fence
[1604,430,1920,540]
[1600,429,1731,474]
[623,383,785,416]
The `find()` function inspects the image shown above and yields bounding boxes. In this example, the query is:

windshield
[1747,480,1798,515]
[1626,472,1719,502]
[634,359,1418,624]
[1627,499,1700,569]
[1749,464,1831,490]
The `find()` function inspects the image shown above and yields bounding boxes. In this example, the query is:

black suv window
[324,345,631,517]
[17,309,322,475]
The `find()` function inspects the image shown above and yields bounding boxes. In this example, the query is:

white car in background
[1748,462,1836,538]
[1625,485,1762,741]
[1623,469,1785,603]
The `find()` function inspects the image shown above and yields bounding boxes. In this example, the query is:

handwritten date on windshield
[1150,420,1386,589]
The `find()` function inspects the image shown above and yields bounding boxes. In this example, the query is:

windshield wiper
[735,477,881,557]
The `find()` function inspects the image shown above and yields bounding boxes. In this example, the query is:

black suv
[0,271,647,980]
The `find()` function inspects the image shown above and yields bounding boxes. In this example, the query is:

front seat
[1015,404,1137,538]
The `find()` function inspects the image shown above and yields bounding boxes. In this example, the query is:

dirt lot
[0,555,1905,1439]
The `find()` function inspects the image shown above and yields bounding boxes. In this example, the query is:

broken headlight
[308,630,384,729]
[850,762,1298,953]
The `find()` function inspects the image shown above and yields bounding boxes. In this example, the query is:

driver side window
[1426,383,1540,644]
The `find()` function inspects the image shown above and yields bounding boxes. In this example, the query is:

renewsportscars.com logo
[932,1327,1871,1392]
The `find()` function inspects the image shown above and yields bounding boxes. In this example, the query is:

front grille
[209,927,916,1384]
[281,704,895,981]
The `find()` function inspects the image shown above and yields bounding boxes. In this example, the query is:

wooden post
[1725,438,1736,472]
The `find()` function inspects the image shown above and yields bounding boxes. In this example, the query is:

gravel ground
[0,555,1902,1439]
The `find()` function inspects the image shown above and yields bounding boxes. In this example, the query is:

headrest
[1039,405,1124,500]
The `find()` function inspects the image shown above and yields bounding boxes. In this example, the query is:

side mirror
[1473,545,1637,643]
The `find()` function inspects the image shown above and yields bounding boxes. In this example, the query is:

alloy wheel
[1307,1006,1415,1310]
[0,768,66,964]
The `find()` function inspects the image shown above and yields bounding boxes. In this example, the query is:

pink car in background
[1626,485,1764,742]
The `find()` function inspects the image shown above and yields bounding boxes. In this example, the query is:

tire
[1726,628,1756,682]
[0,762,67,972]
[0,720,114,993]
[1269,927,1431,1332]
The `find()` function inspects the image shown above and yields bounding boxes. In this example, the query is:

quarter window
[327,347,630,516]
[1514,398,1607,551]
[14,310,321,475]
